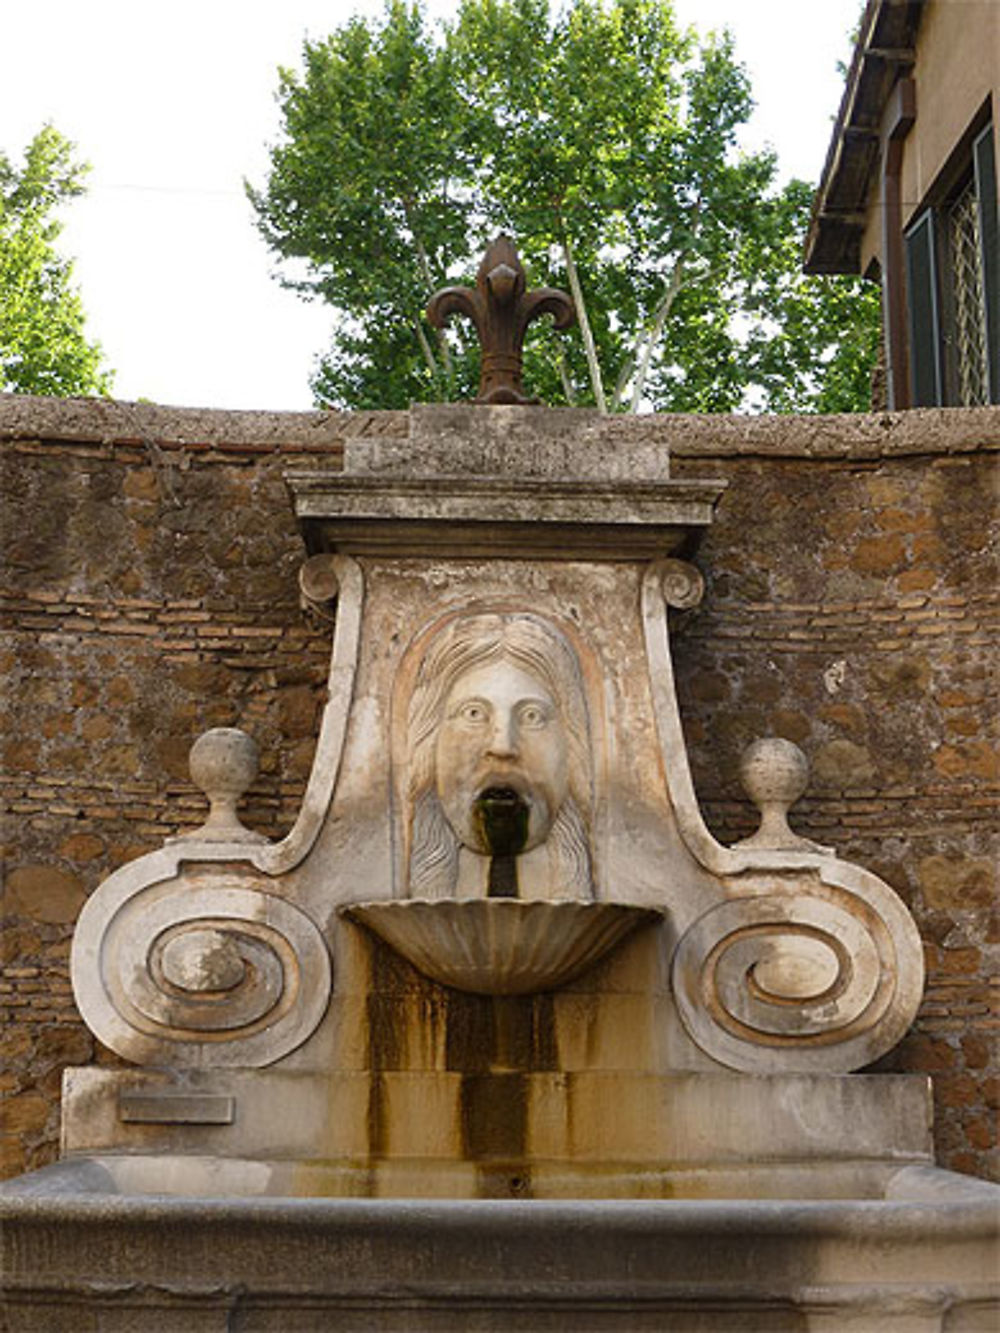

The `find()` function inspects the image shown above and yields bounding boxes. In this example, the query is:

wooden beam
[863,46,916,64]
[819,211,868,228]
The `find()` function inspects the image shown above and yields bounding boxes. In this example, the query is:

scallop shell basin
[343,899,662,995]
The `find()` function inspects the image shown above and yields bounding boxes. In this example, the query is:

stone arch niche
[394,604,601,902]
[345,602,663,994]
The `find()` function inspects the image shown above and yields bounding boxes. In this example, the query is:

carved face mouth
[479,784,521,806]
[472,786,530,857]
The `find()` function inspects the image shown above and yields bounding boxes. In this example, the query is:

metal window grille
[946,177,990,405]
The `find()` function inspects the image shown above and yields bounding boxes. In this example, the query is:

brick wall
[1,397,996,1181]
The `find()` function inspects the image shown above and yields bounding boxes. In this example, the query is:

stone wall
[1,395,996,1182]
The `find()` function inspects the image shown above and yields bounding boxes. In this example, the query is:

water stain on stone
[461,1072,528,1164]
[445,990,495,1073]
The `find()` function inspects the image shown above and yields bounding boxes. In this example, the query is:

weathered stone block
[2,867,85,924]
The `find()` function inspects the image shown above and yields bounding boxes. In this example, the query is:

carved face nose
[486,710,518,758]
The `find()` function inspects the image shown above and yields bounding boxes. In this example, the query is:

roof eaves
[803,0,925,275]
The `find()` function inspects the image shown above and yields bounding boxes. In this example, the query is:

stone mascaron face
[406,611,594,899]
[435,658,570,855]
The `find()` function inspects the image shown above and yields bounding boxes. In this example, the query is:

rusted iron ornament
[427,235,576,405]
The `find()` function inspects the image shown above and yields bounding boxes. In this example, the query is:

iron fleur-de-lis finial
[426,235,576,404]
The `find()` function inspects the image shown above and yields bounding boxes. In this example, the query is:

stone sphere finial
[181,727,267,844]
[734,738,826,853]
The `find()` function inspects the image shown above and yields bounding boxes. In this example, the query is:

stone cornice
[1,394,997,460]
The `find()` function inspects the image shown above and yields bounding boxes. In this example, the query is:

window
[905,120,999,406]
[947,173,991,403]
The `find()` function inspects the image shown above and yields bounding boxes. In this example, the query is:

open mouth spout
[473,786,530,858]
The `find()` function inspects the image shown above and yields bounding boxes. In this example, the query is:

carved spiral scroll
[659,558,705,611]
[298,553,340,622]
[73,877,331,1068]
[672,879,923,1073]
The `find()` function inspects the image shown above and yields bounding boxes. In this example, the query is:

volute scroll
[641,557,925,1072]
[71,873,332,1068]
[672,864,925,1073]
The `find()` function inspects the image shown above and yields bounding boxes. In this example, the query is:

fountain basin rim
[341,897,663,995]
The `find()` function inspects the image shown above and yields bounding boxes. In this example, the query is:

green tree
[249,4,476,408]
[251,0,879,412]
[734,178,881,413]
[0,126,112,397]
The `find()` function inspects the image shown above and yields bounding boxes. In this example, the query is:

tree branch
[610,352,637,414]
[561,231,607,414]
[557,348,578,405]
[414,317,440,380]
[629,260,686,413]
[406,204,454,379]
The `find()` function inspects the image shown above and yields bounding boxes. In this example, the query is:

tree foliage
[250,0,878,412]
[0,126,112,397]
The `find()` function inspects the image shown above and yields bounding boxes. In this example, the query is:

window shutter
[972,123,999,403]
[905,211,943,406]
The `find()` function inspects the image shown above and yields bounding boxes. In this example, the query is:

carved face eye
[518,701,549,729]
[456,699,490,726]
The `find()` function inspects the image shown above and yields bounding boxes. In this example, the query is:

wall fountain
[2,241,996,1330]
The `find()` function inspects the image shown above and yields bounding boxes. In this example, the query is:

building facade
[806,0,999,410]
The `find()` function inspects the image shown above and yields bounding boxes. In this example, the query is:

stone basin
[2,1162,997,1331]
[342,898,662,995]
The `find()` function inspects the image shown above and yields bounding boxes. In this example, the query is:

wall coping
[1,394,997,461]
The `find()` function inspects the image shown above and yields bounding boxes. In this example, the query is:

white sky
[3,0,861,411]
